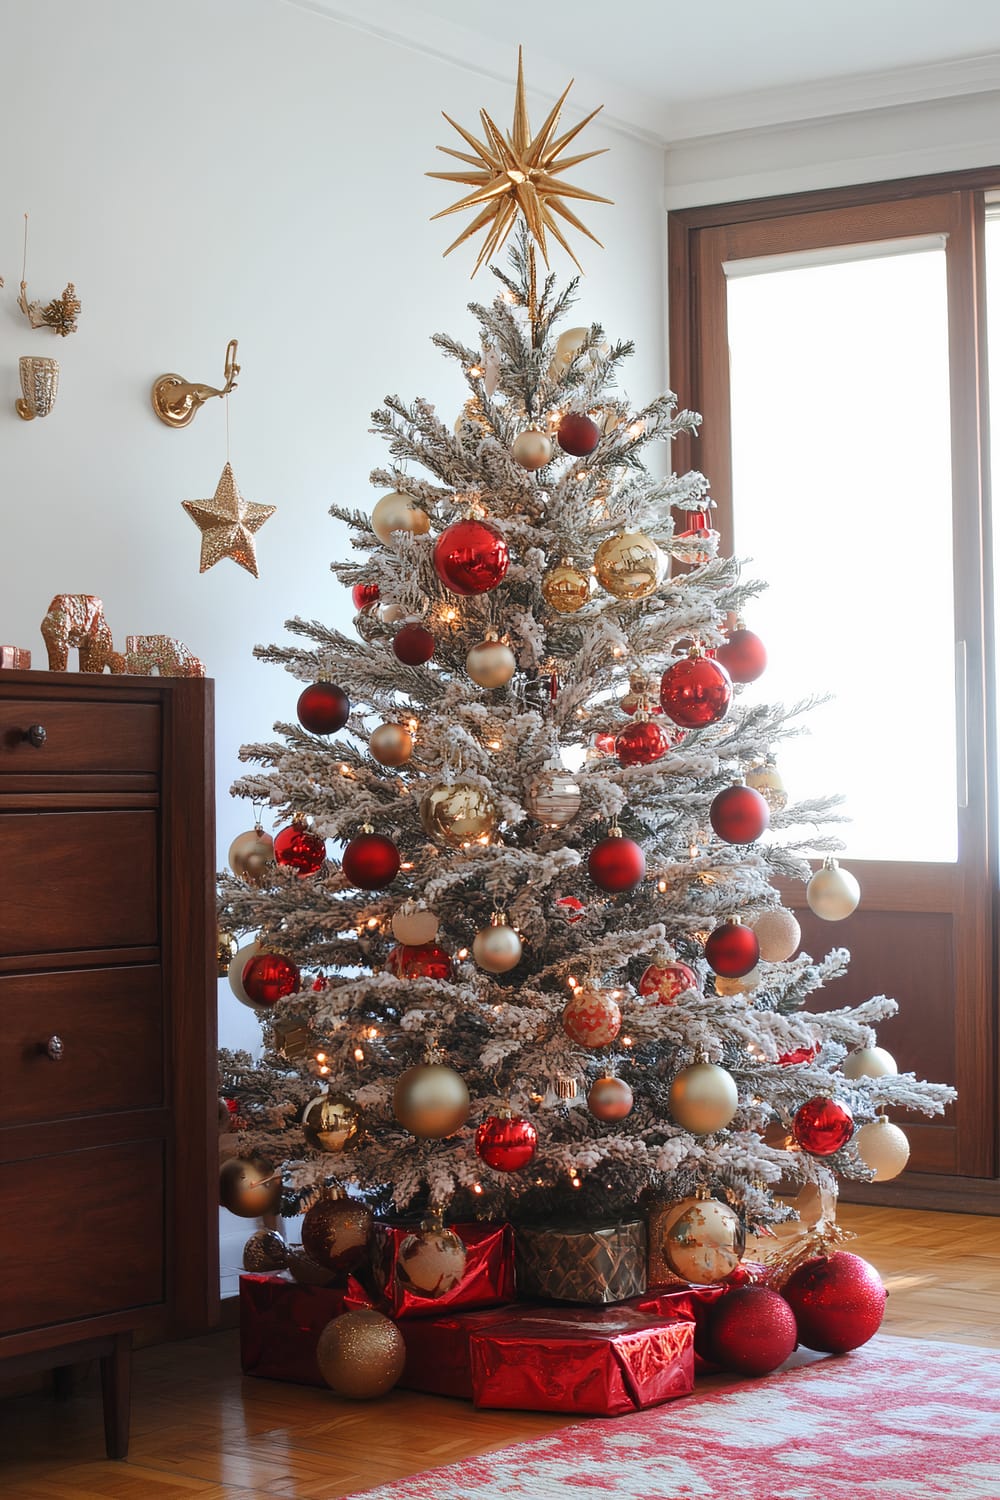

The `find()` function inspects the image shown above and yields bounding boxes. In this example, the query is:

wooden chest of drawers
[0,671,218,1455]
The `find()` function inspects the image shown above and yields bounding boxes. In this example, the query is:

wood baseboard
[840,1172,1000,1215]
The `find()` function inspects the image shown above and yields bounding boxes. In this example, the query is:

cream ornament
[467,635,516,688]
[549,326,610,376]
[473,913,523,974]
[807,858,861,921]
[843,1045,898,1080]
[668,1062,739,1134]
[511,427,553,471]
[527,768,581,828]
[391,904,440,947]
[856,1117,910,1181]
[371,492,431,546]
[746,763,788,812]
[395,1208,468,1300]
[715,967,761,996]
[753,908,801,963]
[369,722,413,767]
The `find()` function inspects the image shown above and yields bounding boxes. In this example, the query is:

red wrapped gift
[398,1305,522,1399]
[239,1273,371,1386]
[636,1262,770,1374]
[371,1219,515,1318]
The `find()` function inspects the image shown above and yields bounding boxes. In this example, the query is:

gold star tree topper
[182,463,276,578]
[429,47,612,275]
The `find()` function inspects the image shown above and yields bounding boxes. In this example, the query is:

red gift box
[399,1305,522,1398]
[371,1219,515,1318]
[239,1273,371,1386]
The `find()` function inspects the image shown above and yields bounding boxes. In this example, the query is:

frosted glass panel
[726,246,957,863]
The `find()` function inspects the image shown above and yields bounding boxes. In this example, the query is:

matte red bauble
[716,627,767,683]
[660,653,732,728]
[777,1042,819,1066]
[615,719,672,767]
[242,952,301,1008]
[393,625,436,665]
[273,823,326,877]
[297,682,350,734]
[710,785,770,844]
[792,1096,854,1155]
[341,832,400,890]
[704,919,759,977]
[556,411,601,457]
[475,1112,538,1171]
[351,582,380,611]
[708,1287,798,1376]
[588,834,646,893]
[782,1251,886,1353]
[386,942,454,982]
[433,519,510,595]
[639,961,698,1005]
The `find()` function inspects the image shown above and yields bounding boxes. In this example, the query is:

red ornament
[562,986,622,1047]
[675,511,720,566]
[386,942,454,982]
[341,831,400,890]
[660,653,732,728]
[556,411,601,457]
[710,785,770,844]
[311,973,328,991]
[716,627,767,683]
[708,1287,798,1377]
[556,895,585,923]
[297,682,350,735]
[639,961,698,1005]
[393,625,436,665]
[615,719,672,767]
[351,582,380,611]
[705,919,759,977]
[777,1042,819,1066]
[782,1251,886,1353]
[273,822,326,877]
[588,833,646,893]
[433,518,510,595]
[592,732,617,756]
[792,1096,855,1155]
[475,1113,538,1171]
[241,952,301,1008]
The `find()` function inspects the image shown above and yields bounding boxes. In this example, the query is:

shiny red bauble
[708,1287,798,1376]
[393,624,436,665]
[297,682,350,735]
[675,511,720,566]
[777,1042,819,1066]
[386,942,454,982]
[660,654,732,728]
[242,952,301,1007]
[710,785,770,844]
[433,519,510,595]
[615,719,673,767]
[475,1113,538,1171]
[556,895,585,923]
[792,1096,855,1155]
[782,1251,886,1353]
[705,920,760,977]
[588,834,646,893]
[341,831,400,889]
[716,627,767,683]
[593,732,617,756]
[273,823,327,877]
[556,411,601,457]
[639,961,698,1005]
[351,582,380,611]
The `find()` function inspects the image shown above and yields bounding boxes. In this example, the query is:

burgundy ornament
[475,1112,538,1172]
[556,411,601,457]
[386,942,454,982]
[588,833,646,893]
[273,822,326,877]
[241,952,301,1008]
[393,624,436,665]
[716,627,767,683]
[792,1096,855,1156]
[708,1287,798,1377]
[433,518,510,596]
[782,1250,886,1353]
[639,961,698,1005]
[297,682,350,735]
[615,718,673,767]
[341,831,400,890]
[660,651,732,728]
[705,919,759,977]
[710,784,770,844]
[351,582,381,611]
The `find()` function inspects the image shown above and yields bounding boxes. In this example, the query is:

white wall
[0,0,667,1053]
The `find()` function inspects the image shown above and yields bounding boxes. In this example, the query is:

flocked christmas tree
[219,54,954,1310]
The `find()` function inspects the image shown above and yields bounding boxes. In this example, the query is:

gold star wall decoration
[428,46,612,275]
[182,463,276,578]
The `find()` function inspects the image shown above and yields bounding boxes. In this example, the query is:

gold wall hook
[16,356,59,420]
[151,338,240,428]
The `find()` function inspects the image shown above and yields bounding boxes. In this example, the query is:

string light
[473,1181,484,1194]
[353,1046,365,1062]
[621,1035,634,1048]
[315,1052,327,1064]
[457,947,469,960]
[567,975,578,989]
[365,1026,380,1040]
[657,879,668,893]
[366,917,379,929]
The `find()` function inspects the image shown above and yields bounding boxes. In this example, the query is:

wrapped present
[398,1305,522,1399]
[637,1263,771,1373]
[515,1219,646,1304]
[372,1219,515,1318]
[239,1272,371,1386]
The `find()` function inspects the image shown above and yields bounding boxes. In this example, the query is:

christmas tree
[219,55,953,1309]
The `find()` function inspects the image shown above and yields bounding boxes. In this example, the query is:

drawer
[0,966,163,1128]
[0,1139,164,1336]
[0,811,158,956]
[0,699,160,775]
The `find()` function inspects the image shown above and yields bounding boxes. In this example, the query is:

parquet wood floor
[1,1203,997,1499]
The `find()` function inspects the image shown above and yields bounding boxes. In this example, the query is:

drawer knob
[23,723,47,748]
[45,1035,64,1061]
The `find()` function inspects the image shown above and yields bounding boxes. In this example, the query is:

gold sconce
[16,356,59,420]
[151,338,240,429]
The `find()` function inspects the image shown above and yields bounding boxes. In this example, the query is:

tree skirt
[354,1337,1000,1500]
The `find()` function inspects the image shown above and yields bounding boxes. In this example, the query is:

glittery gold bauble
[316,1310,406,1399]
[668,1062,738,1134]
[511,428,553,470]
[541,559,592,614]
[587,1074,634,1121]
[228,827,274,884]
[369,722,413,767]
[219,1155,280,1217]
[842,1046,897,1080]
[391,904,440,946]
[715,967,761,996]
[527,768,581,827]
[593,530,666,601]
[242,1228,288,1272]
[420,782,497,846]
[746,763,788,812]
[301,1188,374,1273]
[467,637,517,688]
[393,1062,470,1139]
[660,1191,745,1284]
[753,908,801,963]
[856,1117,910,1181]
[217,930,239,977]
[371,492,431,545]
[302,1090,361,1152]
[472,914,523,974]
[227,939,262,1005]
[396,1210,468,1300]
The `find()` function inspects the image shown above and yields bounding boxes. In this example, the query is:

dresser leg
[99,1331,132,1459]
[52,1362,76,1399]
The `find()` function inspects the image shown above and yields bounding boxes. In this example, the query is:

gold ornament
[806,857,861,921]
[316,1310,406,1400]
[395,1207,468,1300]
[219,1155,280,1218]
[593,529,666,601]
[473,912,523,974]
[843,1046,897,1080]
[420,782,497,846]
[217,930,239,977]
[587,1074,634,1121]
[668,1062,738,1134]
[227,938,262,1005]
[467,635,517,688]
[228,827,274,885]
[746,762,788,812]
[659,1188,746,1284]
[302,1090,361,1152]
[541,559,593,614]
[511,428,553,470]
[527,768,581,827]
[301,1186,374,1273]
[391,904,440,946]
[428,47,611,274]
[271,1012,314,1064]
[371,491,431,545]
[394,1061,470,1139]
[550,327,611,376]
[856,1116,910,1181]
[370,722,413,767]
[286,1245,343,1286]
[753,908,801,963]
[242,1228,288,1272]
[182,463,275,578]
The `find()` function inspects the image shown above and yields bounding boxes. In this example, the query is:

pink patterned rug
[356,1336,1000,1499]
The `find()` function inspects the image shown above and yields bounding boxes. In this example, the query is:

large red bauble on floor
[433,519,510,595]
[660,653,732,728]
[710,784,770,844]
[386,941,454,982]
[588,834,646,892]
[273,822,326,877]
[782,1251,886,1353]
[242,952,301,1007]
[639,961,698,1005]
[615,719,673,766]
[393,624,436,665]
[708,1286,798,1376]
[792,1096,854,1155]
[704,919,759,977]
[716,627,767,683]
[556,411,601,457]
[297,682,350,734]
[475,1113,538,1171]
[351,582,380,611]
[341,831,400,889]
